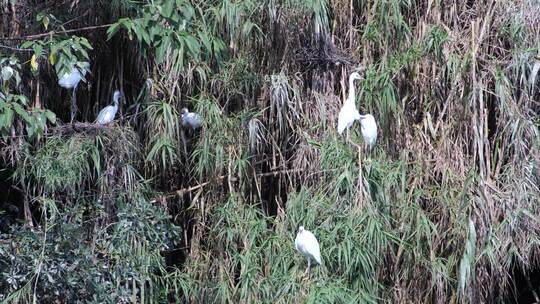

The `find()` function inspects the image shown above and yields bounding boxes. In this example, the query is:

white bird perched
[337,72,363,135]
[295,226,322,272]
[58,61,90,123]
[359,114,378,151]
[181,108,202,130]
[96,90,121,125]
[58,62,90,89]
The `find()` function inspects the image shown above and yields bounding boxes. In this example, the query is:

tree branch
[0,43,32,52]
[0,23,114,41]
[149,169,306,204]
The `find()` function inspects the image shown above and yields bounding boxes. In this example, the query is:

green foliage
[1,0,540,303]
[458,219,477,299]
[107,0,206,65]
[144,100,180,175]
[14,135,97,194]
[0,185,179,303]
[0,57,56,141]
[21,36,92,77]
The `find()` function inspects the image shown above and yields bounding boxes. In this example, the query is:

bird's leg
[357,142,364,205]
[358,143,362,171]
[70,87,78,124]
[307,258,311,273]
[366,143,374,159]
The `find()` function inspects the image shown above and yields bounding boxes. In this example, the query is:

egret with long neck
[96,90,121,125]
[337,72,362,136]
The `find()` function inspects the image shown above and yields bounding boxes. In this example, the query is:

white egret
[359,114,378,152]
[96,90,121,125]
[295,226,322,272]
[58,62,89,88]
[337,72,362,136]
[181,108,202,130]
[58,61,90,123]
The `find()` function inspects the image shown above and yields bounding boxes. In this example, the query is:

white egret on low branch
[96,90,121,125]
[181,107,202,131]
[295,226,322,272]
[337,72,362,136]
[359,114,378,152]
[58,61,90,123]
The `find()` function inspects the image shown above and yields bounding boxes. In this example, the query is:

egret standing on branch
[295,226,322,272]
[96,90,121,125]
[337,72,362,137]
[58,61,90,123]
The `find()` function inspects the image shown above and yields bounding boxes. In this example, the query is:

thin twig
[0,23,114,41]
[149,180,215,204]
[0,43,32,52]
[149,168,306,204]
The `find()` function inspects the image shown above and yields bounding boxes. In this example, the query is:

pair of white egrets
[337,72,378,151]
[58,62,202,128]
[57,62,120,125]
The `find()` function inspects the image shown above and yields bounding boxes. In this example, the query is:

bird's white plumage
[58,62,90,89]
[337,101,360,135]
[181,108,202,130]
[337,72,362,135]
[96,106,117,124]
[58,62,90,123]
[96,91,121,125]
[359,114,377,150]
[295,226,321,268]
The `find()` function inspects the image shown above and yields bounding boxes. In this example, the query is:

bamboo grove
[0,0,539,303]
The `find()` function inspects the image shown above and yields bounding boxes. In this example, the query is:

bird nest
[49,122,119,137]
[48,122,141,175]
[293,37,357,71]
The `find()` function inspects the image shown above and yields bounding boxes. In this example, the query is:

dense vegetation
[1,0,539,303]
